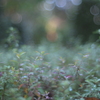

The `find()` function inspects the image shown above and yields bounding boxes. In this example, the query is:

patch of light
[11,13,22,24]
[90,5,99,16]
[65,0,73,9]
[55,0,66,8]
[93,15,100,25]
[71,0,82,6]
[45,0,55,4]
[44,2,55,11]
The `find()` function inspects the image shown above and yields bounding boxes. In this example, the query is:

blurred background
[0,0,100,48]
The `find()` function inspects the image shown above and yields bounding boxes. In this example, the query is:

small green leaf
[16,53,20,58]
[38,88,44,94]
[41,51,45,54]
[20,52,26,55]
[75,92,81,96]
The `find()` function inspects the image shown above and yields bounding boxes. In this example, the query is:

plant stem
[2,83,6,100]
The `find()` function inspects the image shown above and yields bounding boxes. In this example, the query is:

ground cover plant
[0,43,100,100]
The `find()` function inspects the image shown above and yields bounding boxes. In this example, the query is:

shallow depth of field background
[0,0,100,47]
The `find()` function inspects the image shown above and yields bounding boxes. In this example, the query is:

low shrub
[0,43,100,100]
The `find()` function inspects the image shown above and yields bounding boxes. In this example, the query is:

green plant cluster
[3,27,20,49]
[0,43,100,100]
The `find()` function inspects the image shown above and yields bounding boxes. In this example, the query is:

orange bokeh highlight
[45,16,63,42]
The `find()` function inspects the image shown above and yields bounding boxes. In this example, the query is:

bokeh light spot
[47,32,58,42]
[45,0,55,4]
[55,0,66,8]
[11,13,22,24]
[90,5,99,16]
[65,0,73,9]
[45,17,63,42]
[44,2,55,11]
[71,0,82,6]
[93,15,100,25]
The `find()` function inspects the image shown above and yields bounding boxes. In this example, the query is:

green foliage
[93,29,100,44]
[3,27,20,49]
[0,43,100,99]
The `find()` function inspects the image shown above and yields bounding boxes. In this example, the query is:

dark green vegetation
[0,43,100,100]
[74,0,100,43]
